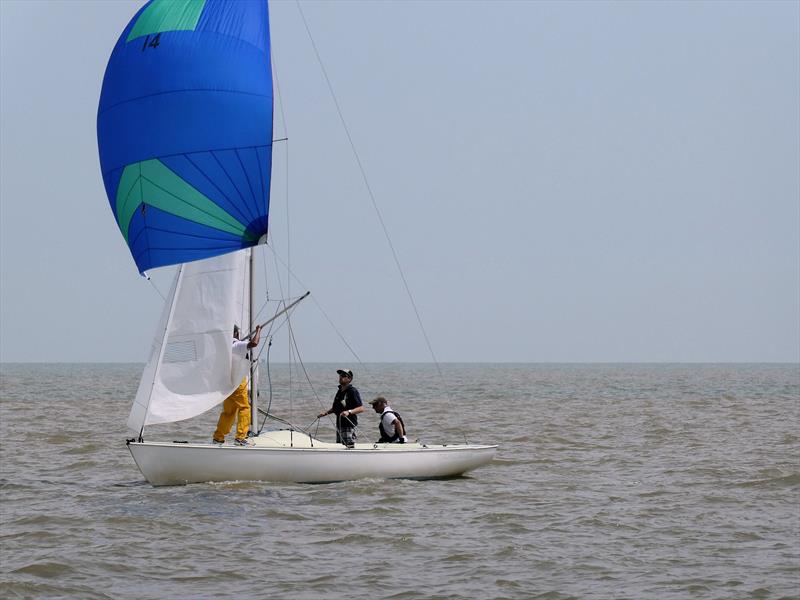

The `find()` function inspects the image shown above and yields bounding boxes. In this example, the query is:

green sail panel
[115,159,252,244]
[126,0,206,43]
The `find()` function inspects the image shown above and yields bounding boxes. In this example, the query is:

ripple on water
[731,472,800,489]
[1,581,114,600]
[12,562,74,578]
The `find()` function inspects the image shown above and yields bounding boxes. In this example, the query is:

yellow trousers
[213,378,250,442]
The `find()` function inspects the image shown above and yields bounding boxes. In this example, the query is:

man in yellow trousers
[213,323,262,446]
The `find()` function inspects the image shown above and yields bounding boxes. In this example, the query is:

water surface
[1,363,798,599]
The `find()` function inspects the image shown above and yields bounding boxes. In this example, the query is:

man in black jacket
[318,368,364,447]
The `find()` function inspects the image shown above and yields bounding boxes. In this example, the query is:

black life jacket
[378,410,406,442]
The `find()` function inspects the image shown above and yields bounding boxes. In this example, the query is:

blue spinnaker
[97,0,273,273]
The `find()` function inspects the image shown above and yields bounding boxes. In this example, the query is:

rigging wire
[252,299,326,432]
[257,336,274,432]
[248,246,369,440]
[146,279,166,302]
[268,247,369,377]
[270,42,297,419]
[143,272,166,302]
[261,4,462,443]
[295,0,443,377]
[250,296,309,430]
[271,24,291,300]
[265,243,296,421]
[287,312,324,408]
[256,241,372,435]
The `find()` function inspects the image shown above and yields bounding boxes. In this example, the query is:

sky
[1,0,798,363]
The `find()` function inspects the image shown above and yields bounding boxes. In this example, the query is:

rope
[272,38,297,422]
[271,41,298,422]
[257,336,273,433]
[287,313,324,409]
[268,247,370,379]
[295,0,442,377]
[144,273,166,302]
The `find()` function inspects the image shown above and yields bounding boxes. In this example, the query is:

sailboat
[97,0,496,486]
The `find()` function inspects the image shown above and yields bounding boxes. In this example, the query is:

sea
[1,363,798,600]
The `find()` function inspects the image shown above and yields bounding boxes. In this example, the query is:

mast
[249,248,258,436]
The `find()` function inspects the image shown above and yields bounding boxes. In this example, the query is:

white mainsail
[127,250,251,434]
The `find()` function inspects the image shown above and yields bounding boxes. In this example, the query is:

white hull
[127,430,497,486]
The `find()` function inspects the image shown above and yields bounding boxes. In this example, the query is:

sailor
[369,396,408,443]
[212,324,262,446]
[318,368,364,447]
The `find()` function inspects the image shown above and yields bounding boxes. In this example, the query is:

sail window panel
[162,340,198,364]
[158,331,230,396]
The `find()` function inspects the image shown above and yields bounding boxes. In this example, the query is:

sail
[127,249,251,433]
[97,0,273,273]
